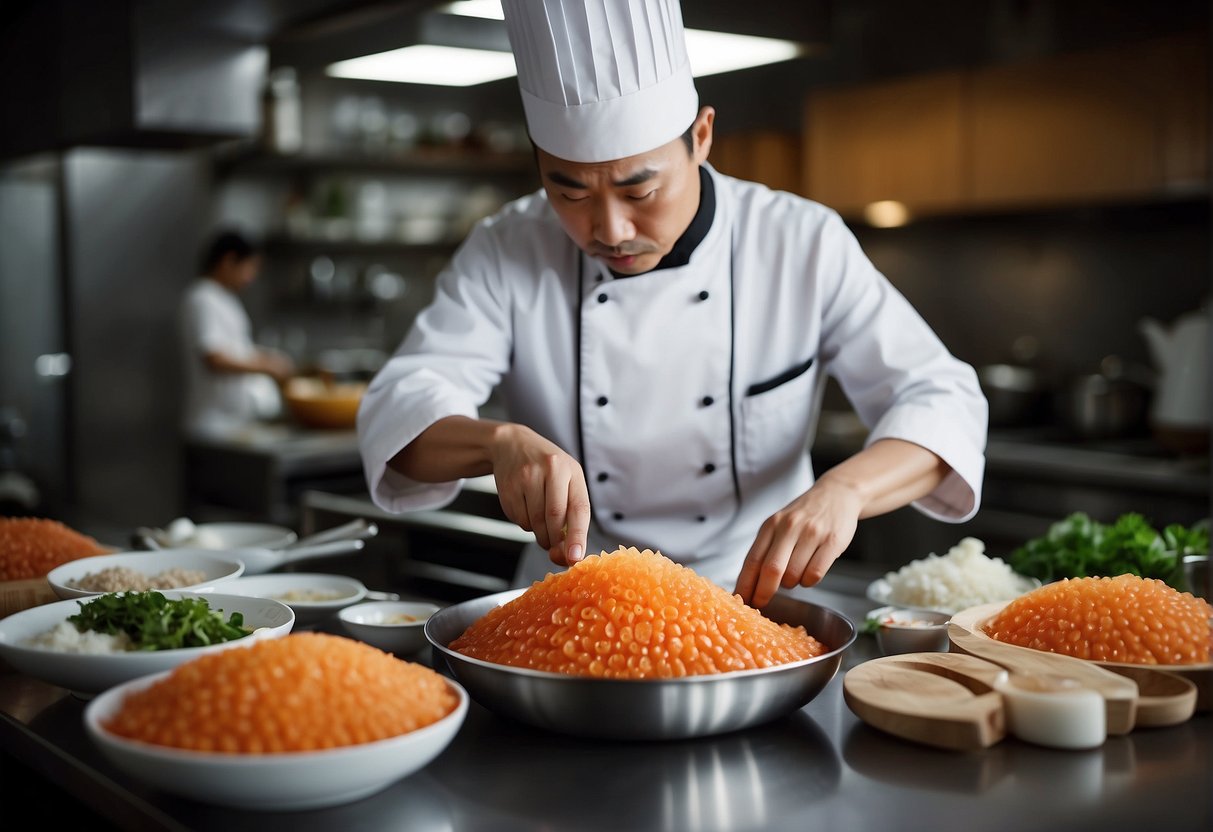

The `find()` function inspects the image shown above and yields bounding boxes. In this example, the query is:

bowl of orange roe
[83,632,468,810]
[426,546,856,740]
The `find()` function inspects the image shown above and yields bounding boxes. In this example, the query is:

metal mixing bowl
[425,588,856,741]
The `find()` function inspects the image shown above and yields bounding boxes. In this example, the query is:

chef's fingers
[732,524,774,604]
[781,536,818,589]
[750,524,798,609]
[496,481,528,532]
[527,485,552,551]
[799,531,849,588]
[563,471,591,565]
[542,466,572,564]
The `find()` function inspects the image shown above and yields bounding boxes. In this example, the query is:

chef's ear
[690,106,715,165]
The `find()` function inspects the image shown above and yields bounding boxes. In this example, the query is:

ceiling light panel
[326,44,517,86]
[338,3,808,86]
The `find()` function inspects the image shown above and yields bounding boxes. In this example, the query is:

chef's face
[215,253,261,291]
[537,107,715,275]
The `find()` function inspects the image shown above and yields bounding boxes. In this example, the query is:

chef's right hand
[489,424,591,567]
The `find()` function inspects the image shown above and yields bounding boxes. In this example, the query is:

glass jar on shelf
[262,67,303,155]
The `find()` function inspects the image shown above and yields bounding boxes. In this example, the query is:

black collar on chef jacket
[611,164,715,278]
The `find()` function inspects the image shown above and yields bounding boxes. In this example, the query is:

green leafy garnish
[860,616,882,636]
[67,590,251,651]
[1007,512,1209,590]
[1162,519,1210,557]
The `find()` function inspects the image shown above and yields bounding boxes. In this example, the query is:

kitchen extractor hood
[0,0,268,161]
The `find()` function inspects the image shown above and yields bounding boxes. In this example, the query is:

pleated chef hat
[500,0,699,163]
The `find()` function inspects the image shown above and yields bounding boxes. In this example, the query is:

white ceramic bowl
[338,601,440,655]
[46,550,246,600]
[866,574,1041,616]
[867,607,952,656]
[0,591,294,696]
[218,573,368,626]
[83,669,469,811]
[150,521,297,551]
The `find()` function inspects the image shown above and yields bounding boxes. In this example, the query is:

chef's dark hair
[201,230,259,273]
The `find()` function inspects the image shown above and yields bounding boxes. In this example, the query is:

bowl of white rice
[0,590,294,697]
[866,537,1040,615]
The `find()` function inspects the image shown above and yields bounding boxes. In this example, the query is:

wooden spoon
[843,652,1008,751]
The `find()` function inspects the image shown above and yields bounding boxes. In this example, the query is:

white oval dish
[150,520,297,551]
[218,573,368,626]
[0,591,294,696]
[46,550,246,600]
[338,601,440,655]
[83,669,468,811]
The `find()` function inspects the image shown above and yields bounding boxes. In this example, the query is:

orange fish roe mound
[102,633,458,753]
[450,546,828,679]
[0,516,109,580]
[983,574,1213,665]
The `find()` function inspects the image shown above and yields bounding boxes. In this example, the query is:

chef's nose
[591,198,634,247]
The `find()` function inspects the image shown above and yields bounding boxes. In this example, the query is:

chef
[179,229,295,438]
[357,0,988,607]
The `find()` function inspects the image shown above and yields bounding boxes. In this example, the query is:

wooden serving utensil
[843,652,1009,751]
[1101,665,1199,728]
[950,601,1204,728]
[947,623,1139,734]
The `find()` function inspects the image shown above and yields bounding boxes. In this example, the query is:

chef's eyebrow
[546,171,587,189]
[613,168,657,187]
[545,168,659,189]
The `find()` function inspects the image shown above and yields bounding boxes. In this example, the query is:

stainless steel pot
[978,364,1047,428]
[425,589,856,740]
[1058,370,1150,440]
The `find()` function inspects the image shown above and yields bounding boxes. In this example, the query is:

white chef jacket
[358,165,988,589]
[179,278,272,438]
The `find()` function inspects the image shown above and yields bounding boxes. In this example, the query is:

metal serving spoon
[228,538,369,575]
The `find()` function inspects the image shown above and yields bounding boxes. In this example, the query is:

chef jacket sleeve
[814,210,988,522]
[357,222,513,513]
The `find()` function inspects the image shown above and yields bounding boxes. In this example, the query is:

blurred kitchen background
[0,0,1209,585]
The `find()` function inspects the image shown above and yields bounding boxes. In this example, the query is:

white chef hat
[500,0,699,163]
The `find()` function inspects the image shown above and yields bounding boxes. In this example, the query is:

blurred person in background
[179,230,294,438]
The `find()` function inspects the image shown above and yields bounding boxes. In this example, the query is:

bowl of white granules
[46,549,245,600]
[866,537,1040,615]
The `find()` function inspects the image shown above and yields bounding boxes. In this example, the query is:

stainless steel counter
[183,424,365,526]
[2,571,1209,832]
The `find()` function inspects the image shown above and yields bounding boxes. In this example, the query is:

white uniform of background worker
[357,0,988,607]
[180,230,294,439]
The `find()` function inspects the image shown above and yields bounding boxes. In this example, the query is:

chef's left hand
[732,478,862,608]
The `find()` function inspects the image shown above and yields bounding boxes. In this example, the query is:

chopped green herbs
[68,590,250,651]
[1008,512,1209,590]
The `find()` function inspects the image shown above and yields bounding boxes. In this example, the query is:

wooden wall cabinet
[710,130,803,196]
[802,32,1209,219]
[803,72,967,217]
[969,33,1208,208]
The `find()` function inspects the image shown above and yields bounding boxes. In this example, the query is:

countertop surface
[2,569,1210,832]
[183,423,360,459]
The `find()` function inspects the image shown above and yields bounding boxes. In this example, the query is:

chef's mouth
[591,245,659,269]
